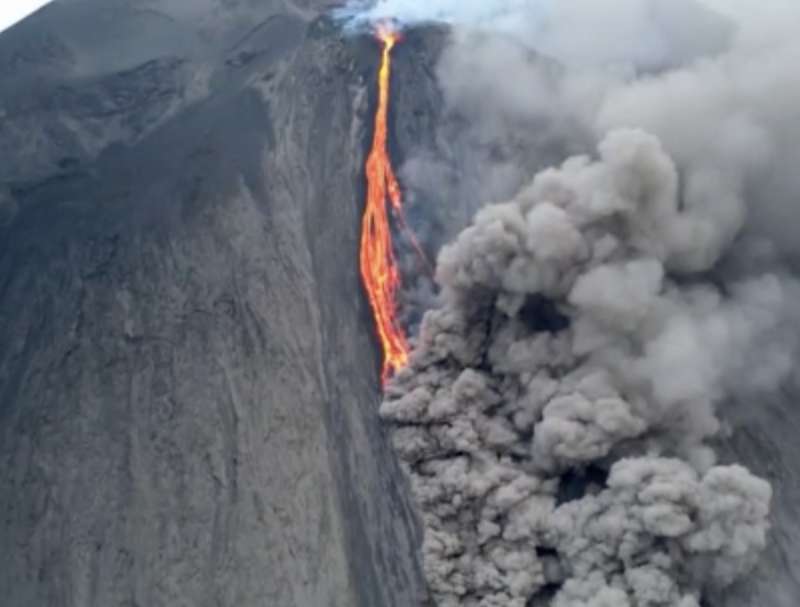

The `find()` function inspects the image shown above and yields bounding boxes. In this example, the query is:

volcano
[0,2,798,607]
[0,1,433,605]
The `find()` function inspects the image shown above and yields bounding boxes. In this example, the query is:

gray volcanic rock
[0,1,432,605]
[716,390,800,607]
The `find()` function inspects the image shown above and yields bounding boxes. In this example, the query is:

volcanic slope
[0,1,438,606]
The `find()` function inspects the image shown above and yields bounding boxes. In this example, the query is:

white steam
[336,0,732,69]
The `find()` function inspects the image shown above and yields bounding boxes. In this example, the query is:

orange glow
[360,24,409,385]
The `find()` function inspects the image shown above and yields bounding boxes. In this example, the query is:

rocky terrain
[0,1,433,605]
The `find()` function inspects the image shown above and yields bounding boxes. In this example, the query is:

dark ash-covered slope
[0,1,436,605]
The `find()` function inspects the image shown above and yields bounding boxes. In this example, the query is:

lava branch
[360,25,413,385]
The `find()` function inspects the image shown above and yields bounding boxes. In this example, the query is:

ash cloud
[339,1,800,605]
[383,129,785,605]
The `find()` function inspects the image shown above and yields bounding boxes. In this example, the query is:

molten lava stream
[360,26,409,385]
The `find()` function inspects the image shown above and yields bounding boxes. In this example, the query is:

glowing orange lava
[360,25,409,385]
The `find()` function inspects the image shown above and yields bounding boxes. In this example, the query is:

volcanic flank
[0,2,432,606]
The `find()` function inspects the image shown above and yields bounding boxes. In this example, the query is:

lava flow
[360,24,409,385]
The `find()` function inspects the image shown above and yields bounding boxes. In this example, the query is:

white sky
[1,0,797,40]
[0,1,52,33]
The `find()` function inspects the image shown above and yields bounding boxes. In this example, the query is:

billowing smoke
[382,128,785,606]
[339,1,800,605]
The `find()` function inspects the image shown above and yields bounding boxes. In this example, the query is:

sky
[0,0,51,33]
[3,0,798,36]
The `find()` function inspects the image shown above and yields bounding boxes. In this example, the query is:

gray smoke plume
[382,128,783,606]
[338,1,800,605]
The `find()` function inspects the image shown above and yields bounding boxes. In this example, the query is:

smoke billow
[339,1,800,605]
[382,128,782,606]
